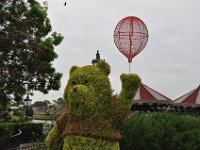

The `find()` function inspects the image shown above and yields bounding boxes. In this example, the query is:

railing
[8,142,46,150]
[9,129,22,149]
[1,129,22,150]
[1,128,46,150]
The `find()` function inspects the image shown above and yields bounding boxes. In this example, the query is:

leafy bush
[120,113,200,150]
[33,114,57,120]
[0,111,11,121]
[14,122,45,143]
[0,122,45,147]
[0,123,14,148]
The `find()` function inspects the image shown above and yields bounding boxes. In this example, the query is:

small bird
[64,1,67,6]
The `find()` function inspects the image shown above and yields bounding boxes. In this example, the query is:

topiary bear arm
[114,73,141,128]
[45,112,69,150]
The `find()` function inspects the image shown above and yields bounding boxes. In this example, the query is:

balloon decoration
[113,16,148,73]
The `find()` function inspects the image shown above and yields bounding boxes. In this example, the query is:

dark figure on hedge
[91,50,102,65]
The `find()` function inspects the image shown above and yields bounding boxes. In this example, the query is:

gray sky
[33,0,200,102]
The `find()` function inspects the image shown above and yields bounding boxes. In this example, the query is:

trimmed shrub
[120,112,200,150]
[63,135,119,150]
[45,125,63,150]
[46,61,141,150]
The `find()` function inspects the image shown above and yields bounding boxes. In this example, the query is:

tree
[53,97,66,113]
[32,100,48,114]
[0,0,63,111]
[53,97,65,106]
[32,101,48,107]
[44,100,51,105]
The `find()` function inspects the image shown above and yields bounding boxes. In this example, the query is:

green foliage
[113,74,141,128]
[33,114,57,120]
[0,111,11,121]
[0,122,44,149]
[45,112,68,150]
[69,66,79,76]
[64,62,112,111]
[53,97,65,105]
[45,125,63,150]
[14,122,45,143]
[63,135,119,150]
[0,123,14,149]
[46,61,141,150]
[32,101,48,107]
[120,74,141,91]
[68,85,97,118]
[53,97,66,114]
[96,61,110,76]
[120,113,200,150]
[0,0,63,109]
[51,32,63,46]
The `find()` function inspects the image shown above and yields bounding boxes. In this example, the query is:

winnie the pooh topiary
[45,61,141,150]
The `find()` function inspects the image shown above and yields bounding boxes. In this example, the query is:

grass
[11,115,20,121]
[0,115,23,123]
[32,114,58,120]
[0,114,57,123]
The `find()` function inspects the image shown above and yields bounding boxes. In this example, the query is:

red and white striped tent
[133,83,172,104]
[174,85,200,106]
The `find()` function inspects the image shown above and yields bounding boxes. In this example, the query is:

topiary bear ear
[96,61,110,76]
[69,66,79,76]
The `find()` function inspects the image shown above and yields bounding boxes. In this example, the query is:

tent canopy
[133,83,172,104]
[174,85,200,106]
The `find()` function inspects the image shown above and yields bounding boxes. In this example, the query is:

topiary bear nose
[73,86,78,92]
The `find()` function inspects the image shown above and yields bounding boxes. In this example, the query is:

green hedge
[33,114,57,120]
[0,123,14,149]
[0,122,45,147]
[120,113,200,150]
[14,122,45,143]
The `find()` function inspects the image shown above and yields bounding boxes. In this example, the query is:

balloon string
[129,62,131,74]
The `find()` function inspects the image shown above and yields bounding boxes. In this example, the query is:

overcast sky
[33,0,200,102]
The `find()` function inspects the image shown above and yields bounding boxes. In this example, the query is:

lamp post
[24,94,32,121]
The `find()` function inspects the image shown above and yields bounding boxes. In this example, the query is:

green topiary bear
[45,61,141,150]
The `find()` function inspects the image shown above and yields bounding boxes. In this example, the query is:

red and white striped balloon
[114,16,148,63]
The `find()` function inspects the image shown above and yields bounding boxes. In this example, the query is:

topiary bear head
[64,61,112,119]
